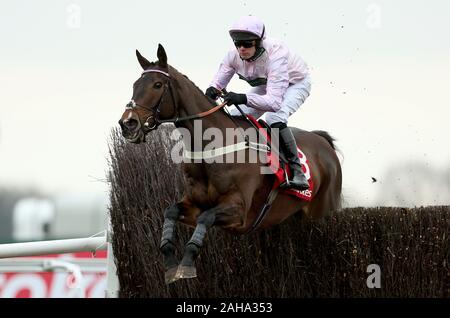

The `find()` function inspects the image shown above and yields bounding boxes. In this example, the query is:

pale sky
[1,0,449,207]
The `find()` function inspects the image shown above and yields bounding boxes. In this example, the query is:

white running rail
[0,237,106,259]
[0,228,120,298]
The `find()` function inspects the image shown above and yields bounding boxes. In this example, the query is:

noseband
[125,68,227,132]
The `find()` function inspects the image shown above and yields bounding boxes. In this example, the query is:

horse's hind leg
[305,179,340,219]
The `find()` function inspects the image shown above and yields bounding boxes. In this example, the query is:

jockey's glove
[205,86,220,100]
[224,92,247,106]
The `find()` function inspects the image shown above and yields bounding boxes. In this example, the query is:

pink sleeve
[209,51,236,90]
[246,47,289,112]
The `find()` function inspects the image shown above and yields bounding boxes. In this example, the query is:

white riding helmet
[229,15,266,41]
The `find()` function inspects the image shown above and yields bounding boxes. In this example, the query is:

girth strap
[183,141,270,160]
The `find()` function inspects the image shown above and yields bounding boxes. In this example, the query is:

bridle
[125,68,226,132]
[125,69,177,131]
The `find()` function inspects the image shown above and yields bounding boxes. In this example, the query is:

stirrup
[283,169,309,191]
[284,169,290,186]
[280,169,290,189]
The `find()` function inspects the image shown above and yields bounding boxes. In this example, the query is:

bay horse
[118,44,342,284]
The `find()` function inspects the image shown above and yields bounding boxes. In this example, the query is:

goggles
[233,40,255,48]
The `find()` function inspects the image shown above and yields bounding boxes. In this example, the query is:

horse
[118,44,342,284]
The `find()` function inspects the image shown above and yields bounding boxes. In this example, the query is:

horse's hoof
[165,267,179,284]
[175,265,197,279]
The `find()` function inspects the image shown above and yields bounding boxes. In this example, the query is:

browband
[141,69,170,77]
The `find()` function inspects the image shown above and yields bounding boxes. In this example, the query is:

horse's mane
[167,65,216,107]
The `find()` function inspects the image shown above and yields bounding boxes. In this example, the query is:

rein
[126,69,226,130]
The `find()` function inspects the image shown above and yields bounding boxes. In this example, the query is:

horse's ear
[136,49,151,70]
[157,44,168,68]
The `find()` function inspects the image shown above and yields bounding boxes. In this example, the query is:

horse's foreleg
[176,203,241,280]
[160,203,182,283]
[176,208,216,279]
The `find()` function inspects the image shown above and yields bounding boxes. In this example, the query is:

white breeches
[227,75,311,125]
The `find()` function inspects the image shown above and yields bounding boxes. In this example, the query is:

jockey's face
[235,40,257,60]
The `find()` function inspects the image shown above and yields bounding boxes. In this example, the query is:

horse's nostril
[124,118,138,129]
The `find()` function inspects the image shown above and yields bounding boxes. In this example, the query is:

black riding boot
[272,122,310,191]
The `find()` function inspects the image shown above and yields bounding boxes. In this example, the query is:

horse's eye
[154,82,163,89]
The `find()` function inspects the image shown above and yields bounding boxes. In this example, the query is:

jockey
[205,15,311,191]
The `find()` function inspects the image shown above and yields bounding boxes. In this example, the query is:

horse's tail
[311,130,344,162]
[311,130,337,150]
[312,130,344,211]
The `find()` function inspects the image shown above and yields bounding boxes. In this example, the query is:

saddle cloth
[247,115,314,201]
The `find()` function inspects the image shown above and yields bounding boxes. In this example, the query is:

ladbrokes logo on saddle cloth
[246,116,314,202]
